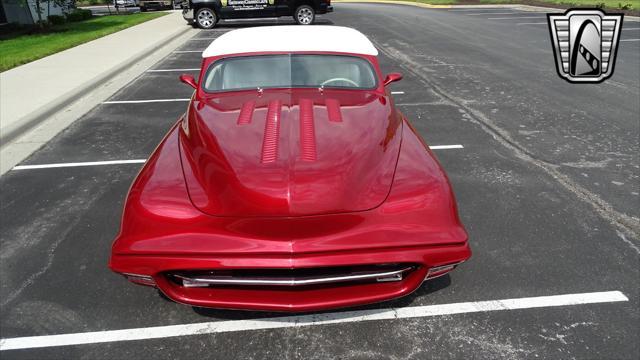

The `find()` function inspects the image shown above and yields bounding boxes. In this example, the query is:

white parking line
[102,99,191,104]
[620,39,640,42]
[429,145,464,150]
[0,291,627,351]
[391,91,405,94]
[487,16,545,20]
[622,28,640,31]
[147,69,200,72]
[11,144,464,171]
[12,160,147,170]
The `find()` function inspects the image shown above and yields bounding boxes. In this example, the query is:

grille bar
[173,266,414,288]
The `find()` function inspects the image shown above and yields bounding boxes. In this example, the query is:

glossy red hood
[179,89,402,217]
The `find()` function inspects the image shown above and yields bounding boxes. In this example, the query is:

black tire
[195,7,217,29]
[293,5,315,25]
[140,5,147,11]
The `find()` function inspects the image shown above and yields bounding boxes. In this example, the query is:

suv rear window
[203,54,377,92]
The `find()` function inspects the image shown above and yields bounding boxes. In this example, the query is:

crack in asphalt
[1,176,111,308]
[371,39,640,247]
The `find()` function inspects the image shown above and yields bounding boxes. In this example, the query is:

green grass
[0,12,167,72]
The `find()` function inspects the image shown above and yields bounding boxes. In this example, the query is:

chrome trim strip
[122,272,153,279]
[423,260,466,282]
[174,267,414,287]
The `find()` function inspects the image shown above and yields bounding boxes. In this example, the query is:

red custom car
[109,26,471,312]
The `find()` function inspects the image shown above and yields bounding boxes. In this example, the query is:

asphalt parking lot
[1,4,639,359]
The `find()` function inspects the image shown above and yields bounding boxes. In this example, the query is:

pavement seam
[0,182,108,307]
[371,38,640,244]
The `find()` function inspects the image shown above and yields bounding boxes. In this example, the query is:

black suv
[182,0,333,29]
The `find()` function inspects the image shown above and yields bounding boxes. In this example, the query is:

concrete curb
[0,12,191,146]
[0,13,199,175]
[332,0,640,19]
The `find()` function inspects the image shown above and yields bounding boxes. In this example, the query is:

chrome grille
[168,265,415,288]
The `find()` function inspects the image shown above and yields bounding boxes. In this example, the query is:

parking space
[447,7,640,39]
[1,4,638,359]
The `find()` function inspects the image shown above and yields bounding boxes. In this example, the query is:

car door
[274,0,292,16]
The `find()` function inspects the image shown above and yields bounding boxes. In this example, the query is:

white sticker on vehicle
[223,0,274,10]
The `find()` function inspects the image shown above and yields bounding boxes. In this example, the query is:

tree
[22,0,75,26]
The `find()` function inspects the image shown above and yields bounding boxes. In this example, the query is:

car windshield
[203,54,377,92]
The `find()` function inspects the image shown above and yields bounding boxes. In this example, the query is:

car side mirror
[383,73,403,87]
[180,74,198,89]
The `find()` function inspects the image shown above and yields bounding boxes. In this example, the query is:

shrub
[66,12,83,22]
[77,0,109,4]
[66,8,93,22]
[79,8,93,20]
[48,14,67,25]
[618,2,632,9]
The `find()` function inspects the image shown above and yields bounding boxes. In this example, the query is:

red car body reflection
[109,41,471,312]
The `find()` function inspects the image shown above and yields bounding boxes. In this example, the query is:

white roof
[202,26,378,58]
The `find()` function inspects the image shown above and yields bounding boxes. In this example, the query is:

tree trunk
[35,0,44,27]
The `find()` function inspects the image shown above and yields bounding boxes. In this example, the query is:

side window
[204,63,224,90]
